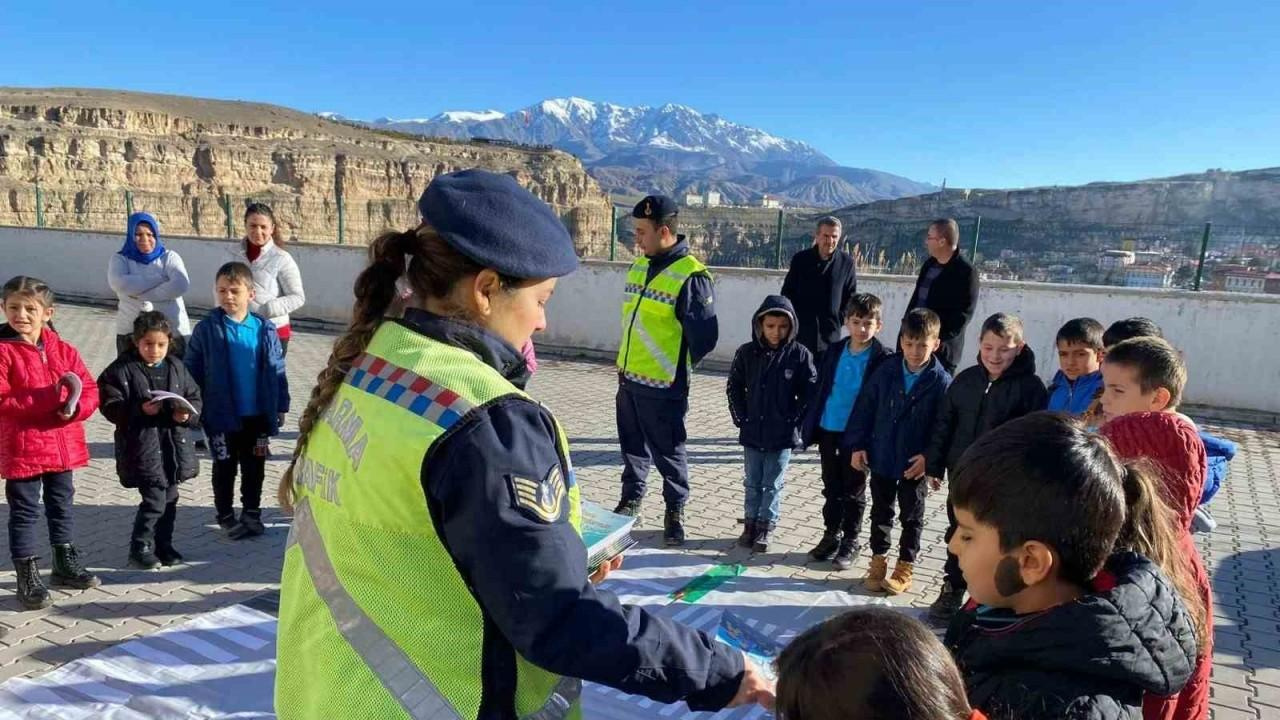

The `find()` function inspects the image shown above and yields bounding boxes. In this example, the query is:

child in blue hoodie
[1046,318,1105,423]
[186,262,289,540]
[727,295,816,552]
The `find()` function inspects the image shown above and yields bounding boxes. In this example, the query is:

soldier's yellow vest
[616,254,710,388]
[276,322,582,720]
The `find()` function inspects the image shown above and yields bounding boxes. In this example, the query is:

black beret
[632,195,679,221]
[418,169,579,279]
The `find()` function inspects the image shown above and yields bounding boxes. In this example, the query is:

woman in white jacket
[107,212,192,356]
[231,202,306,356]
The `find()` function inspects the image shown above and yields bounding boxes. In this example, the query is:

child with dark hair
[1102,316,1163,349]
[99,311,203,568]
[1047,317,1105,419]
[727,295,816,551]
[1099,337,1212,720]
[925,312,1048,621]
[845,308,951,594]
[799,292,892,568]
[1,276,101,609]
[186,262,290,540]
[945,412,1200,720]
[776,606,982,720]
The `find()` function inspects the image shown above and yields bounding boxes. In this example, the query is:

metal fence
[6,181,1279,293]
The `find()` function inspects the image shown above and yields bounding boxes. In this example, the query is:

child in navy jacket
[186,262,289,540]
[846,308,951,595]
[727,295,816,552]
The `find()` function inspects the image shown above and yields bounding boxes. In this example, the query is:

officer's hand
[725,656,775,710]
[904,454,926,480]
[141,400,163,416]
[589,554,624,584]
[849,450,868,472]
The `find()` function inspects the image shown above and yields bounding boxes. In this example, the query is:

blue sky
[2,1,1275,188]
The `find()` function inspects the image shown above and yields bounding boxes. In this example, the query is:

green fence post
[609,205,617,261]
[1193,222,1212,291]
[774,210,785,269]
[35,183,45,228]
[336,188,346,245]
[223,194,234,238]
[125,189,133,219]
[971,215,982,258]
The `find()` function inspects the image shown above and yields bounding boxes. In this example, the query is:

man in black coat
[904,219,980,374]
[781,216,857,359]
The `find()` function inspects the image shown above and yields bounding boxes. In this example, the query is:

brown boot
[862,554,888,592]
[882,560,914,595]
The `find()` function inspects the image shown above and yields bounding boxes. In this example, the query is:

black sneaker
[613,499,642,528]
[50,543,100,589]
[663,507,686,547]
[927,580,967,623]
[13,556,52,610]
[155,546,184,567]
[736,520,757,548]
[128,542,162,571]
[216,513,238,532]
[831,538,861,571]
[808,530,843,561]
[228,511,266,541]
[751,525,773,553]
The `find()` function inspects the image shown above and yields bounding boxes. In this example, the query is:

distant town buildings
[759,194,782,209]
[1098,249,1136,270]
[683,190,723,208]
[1123,265,1174,289]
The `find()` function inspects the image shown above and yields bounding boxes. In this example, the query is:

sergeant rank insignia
[509,465,565,523]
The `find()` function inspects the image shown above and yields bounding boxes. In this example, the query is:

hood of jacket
[121,212,165,265]
[752,295,799,348]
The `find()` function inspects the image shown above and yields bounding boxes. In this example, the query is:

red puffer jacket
[1101,411,1211,720]
[0,327,100,480]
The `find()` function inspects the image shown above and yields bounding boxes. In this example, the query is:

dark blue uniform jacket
[408,309,744,715]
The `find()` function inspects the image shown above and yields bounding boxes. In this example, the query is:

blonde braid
[278,230,412,511]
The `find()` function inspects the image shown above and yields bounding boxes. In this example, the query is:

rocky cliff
[0,88,614,252]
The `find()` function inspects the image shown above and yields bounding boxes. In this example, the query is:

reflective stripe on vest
[616,254,709,388]
[287,498,462,720]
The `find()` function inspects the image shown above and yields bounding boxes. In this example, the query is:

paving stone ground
[1,304,1277,718]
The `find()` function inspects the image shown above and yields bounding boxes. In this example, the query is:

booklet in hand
[715,610,781,681]
[56,373,82,417]
[148,390,199,416]
[581,501,638,572]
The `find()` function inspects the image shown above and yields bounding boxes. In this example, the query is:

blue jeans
[743,448,791,526]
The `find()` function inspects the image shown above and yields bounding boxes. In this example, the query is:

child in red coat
[1100,336,1211,720]
[0,276,101,609]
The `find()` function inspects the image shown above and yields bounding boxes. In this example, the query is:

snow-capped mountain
[323,98,934,207]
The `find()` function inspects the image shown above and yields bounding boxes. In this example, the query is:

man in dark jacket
[780,216,857,359]
[615,196,718,546]
[726,296,816,552]
[925,313,1048,621]
[904,219,979,374]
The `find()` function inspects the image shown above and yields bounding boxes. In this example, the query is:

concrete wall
[7,226,1279,413]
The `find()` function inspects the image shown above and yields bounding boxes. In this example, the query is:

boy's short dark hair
[776,607,972,720]
[980,312,1024,344]
[951,412,1126,586]
[844,292,883,321]
[2,276,55,307]
[900,308,941,341]
[1103,317,1163,348]
[1056,317,1105,350]
[132,311,172,342]
[1104,337,1187,408]
[216,262,254,287]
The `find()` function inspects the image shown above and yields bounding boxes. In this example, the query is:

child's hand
[141,400,163,416]
[928,476,943,492]
[57,407,75,421]
[172,409,191,424]
[849,450,869,472]
[904,454,927,480]
[726,656,776,710]
[589,554,624,585]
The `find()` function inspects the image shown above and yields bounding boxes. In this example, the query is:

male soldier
[615,196,718,546]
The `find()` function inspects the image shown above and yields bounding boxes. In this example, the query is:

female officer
[274,169,773,719]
